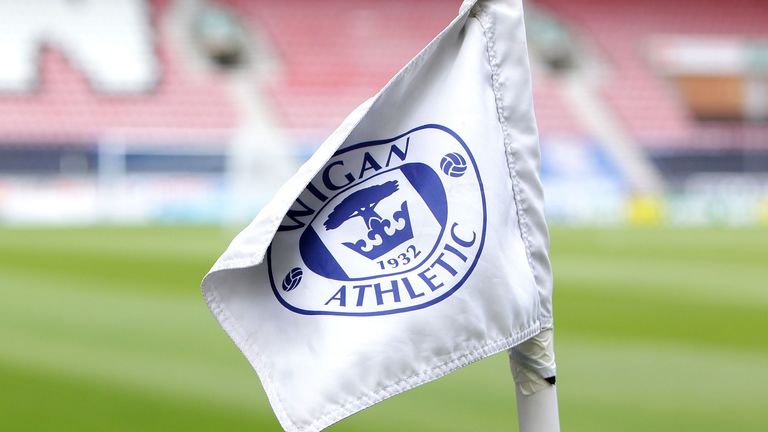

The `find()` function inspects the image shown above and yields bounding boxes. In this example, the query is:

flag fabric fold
[202,1,553,430]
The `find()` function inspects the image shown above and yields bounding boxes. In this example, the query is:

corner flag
[202,1,556,430]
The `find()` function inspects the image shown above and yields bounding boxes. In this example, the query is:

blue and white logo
[268,124,486,316]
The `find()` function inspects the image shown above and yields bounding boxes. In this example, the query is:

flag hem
[475,1,555,324]
[474,4,537,282]
[203,275,544,432]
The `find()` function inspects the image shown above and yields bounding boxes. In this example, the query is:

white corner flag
[202,1,557,431]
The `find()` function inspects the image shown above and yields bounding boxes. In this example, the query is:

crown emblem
[324,180,414,260]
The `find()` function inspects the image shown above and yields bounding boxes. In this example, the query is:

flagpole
[509,329,560,432]
[515,380,560,432]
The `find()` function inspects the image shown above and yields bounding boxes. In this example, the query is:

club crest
[268,124,486,316]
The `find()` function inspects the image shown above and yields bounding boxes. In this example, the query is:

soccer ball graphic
[440,152,467,177]
[282,267,303,292]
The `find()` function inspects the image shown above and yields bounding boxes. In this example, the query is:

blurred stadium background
[1,0,766,431]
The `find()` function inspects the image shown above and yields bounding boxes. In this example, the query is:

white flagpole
[509,329,560,432]
[515,381,560,432]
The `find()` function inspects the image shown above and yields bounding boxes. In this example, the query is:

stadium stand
[533,0,768,148]
[0,0,765,224]
[530,75,585,136]
[220,0,457,132]
[0,0,236,141]
[0,0,765,144]
[0,0,637,143]
[0,0,463,143]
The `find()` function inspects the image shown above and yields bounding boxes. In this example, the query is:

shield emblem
[299,162,447,281]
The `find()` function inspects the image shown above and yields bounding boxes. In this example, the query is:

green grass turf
[1,226,766,431]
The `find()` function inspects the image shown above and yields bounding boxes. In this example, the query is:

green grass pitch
[1,226,766,431]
